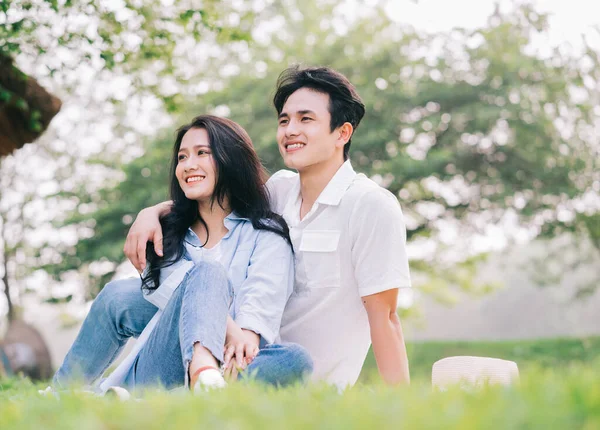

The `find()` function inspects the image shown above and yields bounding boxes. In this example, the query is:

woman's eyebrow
[179,144,210,152]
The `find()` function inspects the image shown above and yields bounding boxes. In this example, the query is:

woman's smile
[185,175,206,184]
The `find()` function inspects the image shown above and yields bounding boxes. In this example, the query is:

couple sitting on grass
[53,66,412,394]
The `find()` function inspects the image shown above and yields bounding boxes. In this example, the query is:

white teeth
[186,176,205,183]
[287,143,305,150]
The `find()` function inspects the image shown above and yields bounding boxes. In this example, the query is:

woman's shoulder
[231,215,281,234]
[230,215,289,247]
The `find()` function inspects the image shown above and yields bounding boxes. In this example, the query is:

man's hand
[223,317,260,381]
[123,201,172,272]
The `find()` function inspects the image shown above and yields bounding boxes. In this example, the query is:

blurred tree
[0,0,261,318]
[43,1,600,299]
[40,133,174,296]
[0,151,45,320]
[0,0,255,111]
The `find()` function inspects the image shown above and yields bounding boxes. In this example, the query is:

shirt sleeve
[233,230,294,344]
[349,188,412,297]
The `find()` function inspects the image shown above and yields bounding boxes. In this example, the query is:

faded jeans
[53,261,313,390]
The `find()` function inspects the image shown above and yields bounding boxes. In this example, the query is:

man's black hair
[273,66,366,160]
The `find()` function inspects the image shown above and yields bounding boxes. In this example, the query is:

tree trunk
[0,214,13,321]
[0,52,62,156]
[2,256,13,321]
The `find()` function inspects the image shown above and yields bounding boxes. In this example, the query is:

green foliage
[1,0,254,63]
[0,0,260,305]
[223,4,598,242]
[0,0,256,115]
[580,213,600,250]
[41,133,172,297]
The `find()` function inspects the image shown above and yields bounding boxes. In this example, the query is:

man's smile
[284,141,306,152]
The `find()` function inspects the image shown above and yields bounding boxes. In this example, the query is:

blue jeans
[54,261,313,390]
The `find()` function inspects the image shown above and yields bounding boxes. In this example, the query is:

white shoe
[104,386,132,401]
[38,386,60,399]
[192,368,227,393]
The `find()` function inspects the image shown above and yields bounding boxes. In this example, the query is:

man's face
[276,88,344,173]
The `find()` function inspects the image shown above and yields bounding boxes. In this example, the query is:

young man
[126,66,411,388]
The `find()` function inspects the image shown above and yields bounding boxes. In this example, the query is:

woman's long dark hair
[141,115,291,291]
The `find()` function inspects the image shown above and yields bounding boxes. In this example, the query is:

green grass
[2,337,600,430]
[360,336,600,383]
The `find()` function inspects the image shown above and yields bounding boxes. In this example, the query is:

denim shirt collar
[184,211,249,247]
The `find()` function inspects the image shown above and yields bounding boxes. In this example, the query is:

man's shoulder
[346,173,400,207]
[267,169,298,195]
[268,169,298,184]
[266,169,298,212]
[341,174,405,227]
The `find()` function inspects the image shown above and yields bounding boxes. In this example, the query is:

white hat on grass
[432,356,520,391]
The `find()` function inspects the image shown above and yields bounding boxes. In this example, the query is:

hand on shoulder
[123,201,172,272]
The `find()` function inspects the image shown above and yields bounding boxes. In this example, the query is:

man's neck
[298,158,345,219]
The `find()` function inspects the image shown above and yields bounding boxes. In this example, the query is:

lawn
[1,337,599,430]
[360,335,600,383]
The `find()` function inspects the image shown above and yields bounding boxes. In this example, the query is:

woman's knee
[185,261,232,296]
[189,260,228,280]
[92,278,142,317]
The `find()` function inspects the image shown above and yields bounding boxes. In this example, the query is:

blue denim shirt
[145,212,295,344]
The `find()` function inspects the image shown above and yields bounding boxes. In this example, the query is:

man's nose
[285,118,300,137]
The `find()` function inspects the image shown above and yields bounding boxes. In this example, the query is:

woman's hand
[123,201,172,272]
[223,319,260,381]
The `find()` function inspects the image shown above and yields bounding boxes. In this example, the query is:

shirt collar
[315,160,357,206]
[224,211,249,226]
[185,211,249,246]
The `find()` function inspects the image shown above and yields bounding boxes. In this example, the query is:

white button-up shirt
[268,160,411,388]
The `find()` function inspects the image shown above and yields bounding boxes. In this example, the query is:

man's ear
[336,122,354,148]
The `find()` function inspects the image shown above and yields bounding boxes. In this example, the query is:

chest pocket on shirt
[299,230,341,289]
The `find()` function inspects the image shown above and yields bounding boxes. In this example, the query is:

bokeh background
[1,0,599,380]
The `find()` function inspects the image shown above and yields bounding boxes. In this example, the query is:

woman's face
[175,127,217,204]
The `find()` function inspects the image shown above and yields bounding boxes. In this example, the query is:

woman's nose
[184,157,199,172]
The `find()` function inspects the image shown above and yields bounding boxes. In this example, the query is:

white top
[268,160,411,389]
[187,240,222,262]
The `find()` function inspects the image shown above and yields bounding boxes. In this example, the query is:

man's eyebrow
[278,109,316,119]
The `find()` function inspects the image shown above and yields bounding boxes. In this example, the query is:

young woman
[53,115,313,393]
